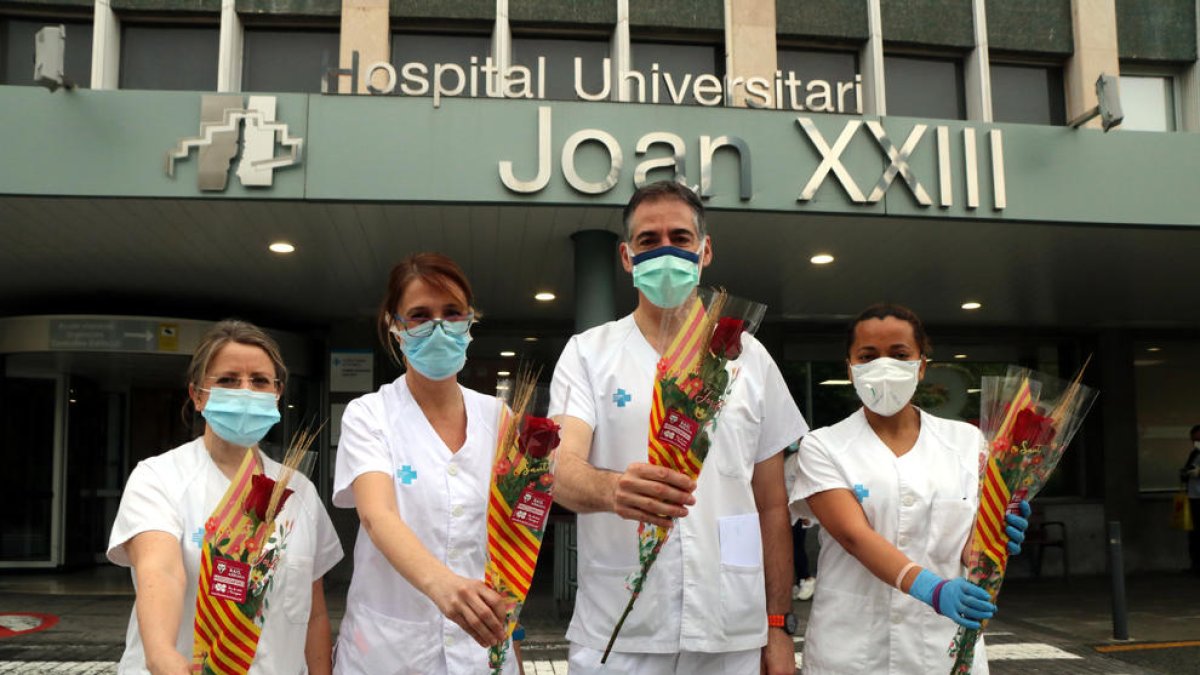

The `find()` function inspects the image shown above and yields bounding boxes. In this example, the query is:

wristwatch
[768,612,798,636]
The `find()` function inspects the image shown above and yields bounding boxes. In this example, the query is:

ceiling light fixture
[961,301,982,310]
[500,351,516,357]
[954,354,968,359]
[818,379,852,386]
[497,371,511,377]
[1147,346,1162,352]
[269,241,295,254]
[523,336,538,342]
[534,292,556,302]
[810,253,835,265]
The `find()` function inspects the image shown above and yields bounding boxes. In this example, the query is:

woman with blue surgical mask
[333,252,517,675]
[108,320,343,675]
[789,304,1030,674]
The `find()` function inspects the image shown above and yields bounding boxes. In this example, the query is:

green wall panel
[629,0,723,34]
[881,0,974,49]
[986,0,1072,56]
[1116,0,1197,62]
[3,85,1200,228]
[510,0,615,29]
[777,0,869,42]
[235,0,340,17]
[390,0,493,22]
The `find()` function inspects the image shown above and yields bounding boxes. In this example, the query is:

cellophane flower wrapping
[601,288,766,662]
[485,370,561,674]
[948,366,1098,674]
[193,428,319,675]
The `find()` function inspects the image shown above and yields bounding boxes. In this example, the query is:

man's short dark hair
[622,180,706,242]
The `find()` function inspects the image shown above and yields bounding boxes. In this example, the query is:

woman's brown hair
[378,252,475,364]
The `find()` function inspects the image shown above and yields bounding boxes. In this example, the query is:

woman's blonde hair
[183,319,288,421]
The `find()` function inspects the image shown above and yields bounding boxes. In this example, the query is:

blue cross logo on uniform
[612,389,632,407]
[397,465,418,485]
[192,527,204,546]
[853,484,870,503]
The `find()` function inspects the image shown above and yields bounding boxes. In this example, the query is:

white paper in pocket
[718,512,763,567]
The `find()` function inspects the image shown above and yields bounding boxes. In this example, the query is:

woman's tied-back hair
[183,319,287,423]
[378,252,476,365]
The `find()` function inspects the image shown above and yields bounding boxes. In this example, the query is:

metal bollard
[1107,520,1130,640]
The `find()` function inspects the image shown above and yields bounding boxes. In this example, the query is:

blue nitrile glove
[908,569,996,630]
[1005,499,1031,555]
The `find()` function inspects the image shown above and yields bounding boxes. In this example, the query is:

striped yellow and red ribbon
[970,378,1033,570]
[192,449,269,675]
[647,297,709,480]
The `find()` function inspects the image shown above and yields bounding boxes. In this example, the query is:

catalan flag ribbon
[485,370,560,674]
[193,450,269,675]
[949,366,1097,675]
[602,289,762,663]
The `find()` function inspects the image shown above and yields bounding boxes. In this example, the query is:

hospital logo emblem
[165,94,303,191]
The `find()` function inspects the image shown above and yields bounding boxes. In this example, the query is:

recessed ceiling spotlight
[818,379,852,386]
[961,301,982,310]
[497,371,511,376]
[1147,346,1162,352]
[954,354,968,359]
[534,292,556,302]
[810,253,835,265]
[523,336,538,342]
[500,351,516,357]
[269,241,295,254]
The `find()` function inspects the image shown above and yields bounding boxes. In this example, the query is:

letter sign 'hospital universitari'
[496,107,1008,210]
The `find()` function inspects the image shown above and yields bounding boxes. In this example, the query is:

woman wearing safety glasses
[108,319,343,674]
[789,304,1030,674]
[332,252,517,674]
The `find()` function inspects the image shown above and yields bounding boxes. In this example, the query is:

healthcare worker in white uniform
[791,304,1030,674]
[551,181,809,675]
[333,252,517,675]
[108,319,343,675]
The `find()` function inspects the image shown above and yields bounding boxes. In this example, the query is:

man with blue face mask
[550,181,809,675]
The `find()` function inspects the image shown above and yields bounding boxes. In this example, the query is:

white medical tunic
[332,375,518,675]
[792,409,989,675]
[550,314,808,655]
[107,438,344,675]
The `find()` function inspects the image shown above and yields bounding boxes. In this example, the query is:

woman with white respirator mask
[788,304,1031,674]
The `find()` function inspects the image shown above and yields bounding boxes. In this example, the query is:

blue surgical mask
[392,322,472,381]
[631,243,703,309]
[201,387,281,447]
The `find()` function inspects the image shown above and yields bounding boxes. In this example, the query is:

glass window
[990,63,1065,126]
[512,37,609,101]
[120,24,219,91]
[1135,341,1196,491]
[391,32,492,97]
[776,48,859,113]
[630,41,721,106]
[1119,74,1176,132]
[2,18,92,87]
[242,28,338,93]
[885,54,965,120]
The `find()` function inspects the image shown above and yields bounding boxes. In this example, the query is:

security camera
[34,25,76,92]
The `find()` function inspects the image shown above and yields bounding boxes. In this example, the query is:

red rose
[1010,408,1056,447]
[245,474,293,523]
[519,415,561,459]
[709,317,746,360]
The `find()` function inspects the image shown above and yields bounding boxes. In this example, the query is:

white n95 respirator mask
[850,357,922,417]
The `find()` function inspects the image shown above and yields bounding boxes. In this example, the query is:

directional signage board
[48,318,179,352]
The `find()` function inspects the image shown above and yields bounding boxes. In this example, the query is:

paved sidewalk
[0,568,1197,673]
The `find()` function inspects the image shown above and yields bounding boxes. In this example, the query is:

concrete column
[612,0,631,102]
[860,0,886,115]
[572,230,619,332]
[964,0,992,122]
[492,0,511,97]
[1066,0,1120,129]
[723,0,776,107]
[217,0,244,93]
[1098,330,1141,554]
[338,0,389,94]
[90,0,120,89]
